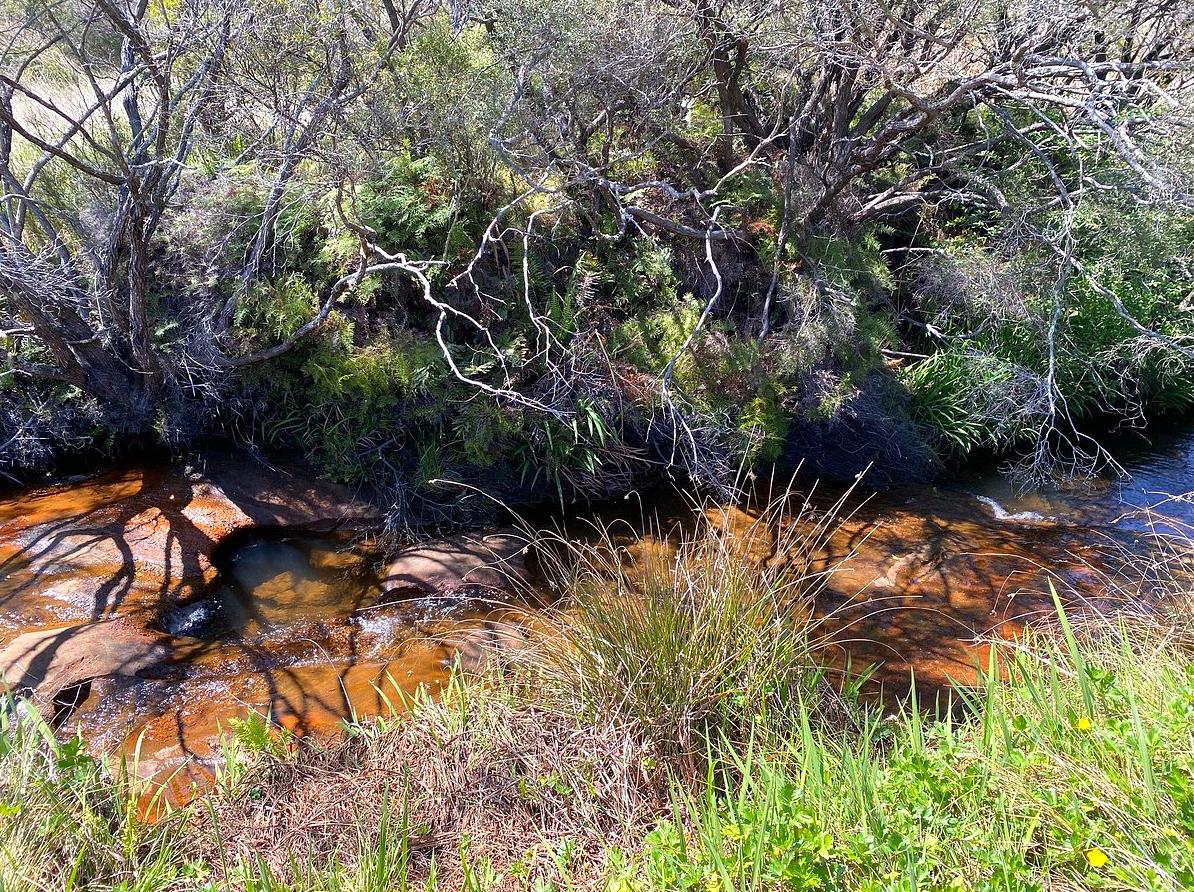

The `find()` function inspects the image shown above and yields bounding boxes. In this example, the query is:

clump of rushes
[1080,508,1194,655]
[526,491,860,767]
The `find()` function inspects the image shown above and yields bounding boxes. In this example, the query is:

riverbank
[4,439,1187,806]
[4,512,1193,892]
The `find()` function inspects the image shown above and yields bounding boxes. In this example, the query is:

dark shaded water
[962,417,1194,531]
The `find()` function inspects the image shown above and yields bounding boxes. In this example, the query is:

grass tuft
[530,514,814,763]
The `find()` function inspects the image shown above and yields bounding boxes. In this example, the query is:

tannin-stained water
[1,422,1192,806]
[72,531,517,802]
[0,461,526,806]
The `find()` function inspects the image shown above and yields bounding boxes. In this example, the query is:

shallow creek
[1,426,1192,804]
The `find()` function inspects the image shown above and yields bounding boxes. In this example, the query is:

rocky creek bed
[1,431,1192,805]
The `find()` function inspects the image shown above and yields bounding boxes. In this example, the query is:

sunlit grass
[0,705,191,892]
[646,589,1194,891]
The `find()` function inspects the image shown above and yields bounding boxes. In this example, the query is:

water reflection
[962,416,1194,531]
[67,526,526,809]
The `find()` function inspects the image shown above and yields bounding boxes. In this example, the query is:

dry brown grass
[194,677,669,890]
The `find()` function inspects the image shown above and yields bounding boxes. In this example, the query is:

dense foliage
[1,0,1192,513]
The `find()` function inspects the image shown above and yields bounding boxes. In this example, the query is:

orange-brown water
[66,531,520,800]
[1,427,1192,809]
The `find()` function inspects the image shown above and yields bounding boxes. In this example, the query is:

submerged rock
[381,530,531,594]
[0,619,189,720]
[0,456,379,645]
[0,462,541,808]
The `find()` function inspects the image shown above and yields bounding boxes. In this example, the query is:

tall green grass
[637,593,1194,891]
[0,705,190,892]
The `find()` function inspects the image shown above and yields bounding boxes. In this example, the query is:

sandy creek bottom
[1,428,1192,809]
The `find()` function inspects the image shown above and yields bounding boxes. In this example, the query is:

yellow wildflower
[1086,847,1109,869]
[1075,716,1093,732]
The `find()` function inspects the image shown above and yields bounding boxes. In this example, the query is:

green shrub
[611,299,705,380]
[236,275,322,341]
[902,199,1194,455]
[738,383,789,464]
[252,320,445,483]
[322,155,455,262]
